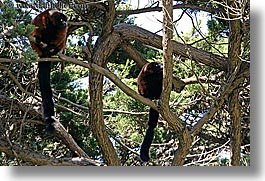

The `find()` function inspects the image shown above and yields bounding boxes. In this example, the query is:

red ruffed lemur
[30,9,68,134]
[137,62,163,162]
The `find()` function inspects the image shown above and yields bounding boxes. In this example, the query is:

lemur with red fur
[30,9,68,134]
[137,62,163,162]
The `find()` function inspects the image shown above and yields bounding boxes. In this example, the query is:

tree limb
[113,23,229,71]
[0,139,103,166]
[58,53,158,111]
[0,94,97,163]
[191,69,249,136]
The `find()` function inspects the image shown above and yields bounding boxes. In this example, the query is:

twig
[116,4,224,16]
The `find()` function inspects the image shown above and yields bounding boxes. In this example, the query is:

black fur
[45,117,56,134]
[38,61,55,134]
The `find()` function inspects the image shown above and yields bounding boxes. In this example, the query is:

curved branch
[27,23,230,71]
[113,23,229,71]
[58,53,157,111]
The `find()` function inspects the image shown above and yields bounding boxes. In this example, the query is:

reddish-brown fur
[30,9,68,57]
[137,62,163,99]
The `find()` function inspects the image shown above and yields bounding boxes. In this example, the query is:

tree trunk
[161,0,192,166]
[89,32,122,166]
[228,0,242,166]
[229,90,242,166]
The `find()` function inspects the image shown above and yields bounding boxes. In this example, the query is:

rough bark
[114,24,228,71]
[229,90,242,166]
[88,0,121,165]
[161,0,173,105]
[160,0,192,166]
[228,0,243,166]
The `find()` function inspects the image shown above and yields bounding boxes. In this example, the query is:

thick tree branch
[27,23,230,71]
[161,0,174,105]
[88,2,121,165]
[100,0,116,38]
[113,23,229,71]
[228,0,243,166]
[161,0,192,166]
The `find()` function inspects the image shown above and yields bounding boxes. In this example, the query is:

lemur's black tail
[140,108,159,162]
[38,61,55,134]
[45,117,56,134]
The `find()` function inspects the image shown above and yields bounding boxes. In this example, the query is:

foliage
[0,0,250,166]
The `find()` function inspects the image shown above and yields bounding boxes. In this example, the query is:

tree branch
[58,53,158,111]
[116,4,224,16]
[0,139,103,166]
[0,93,97,163]
[113,23,229,71]
[160,0,192,166]
[227,0,243,166]
[191,69,249,136]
